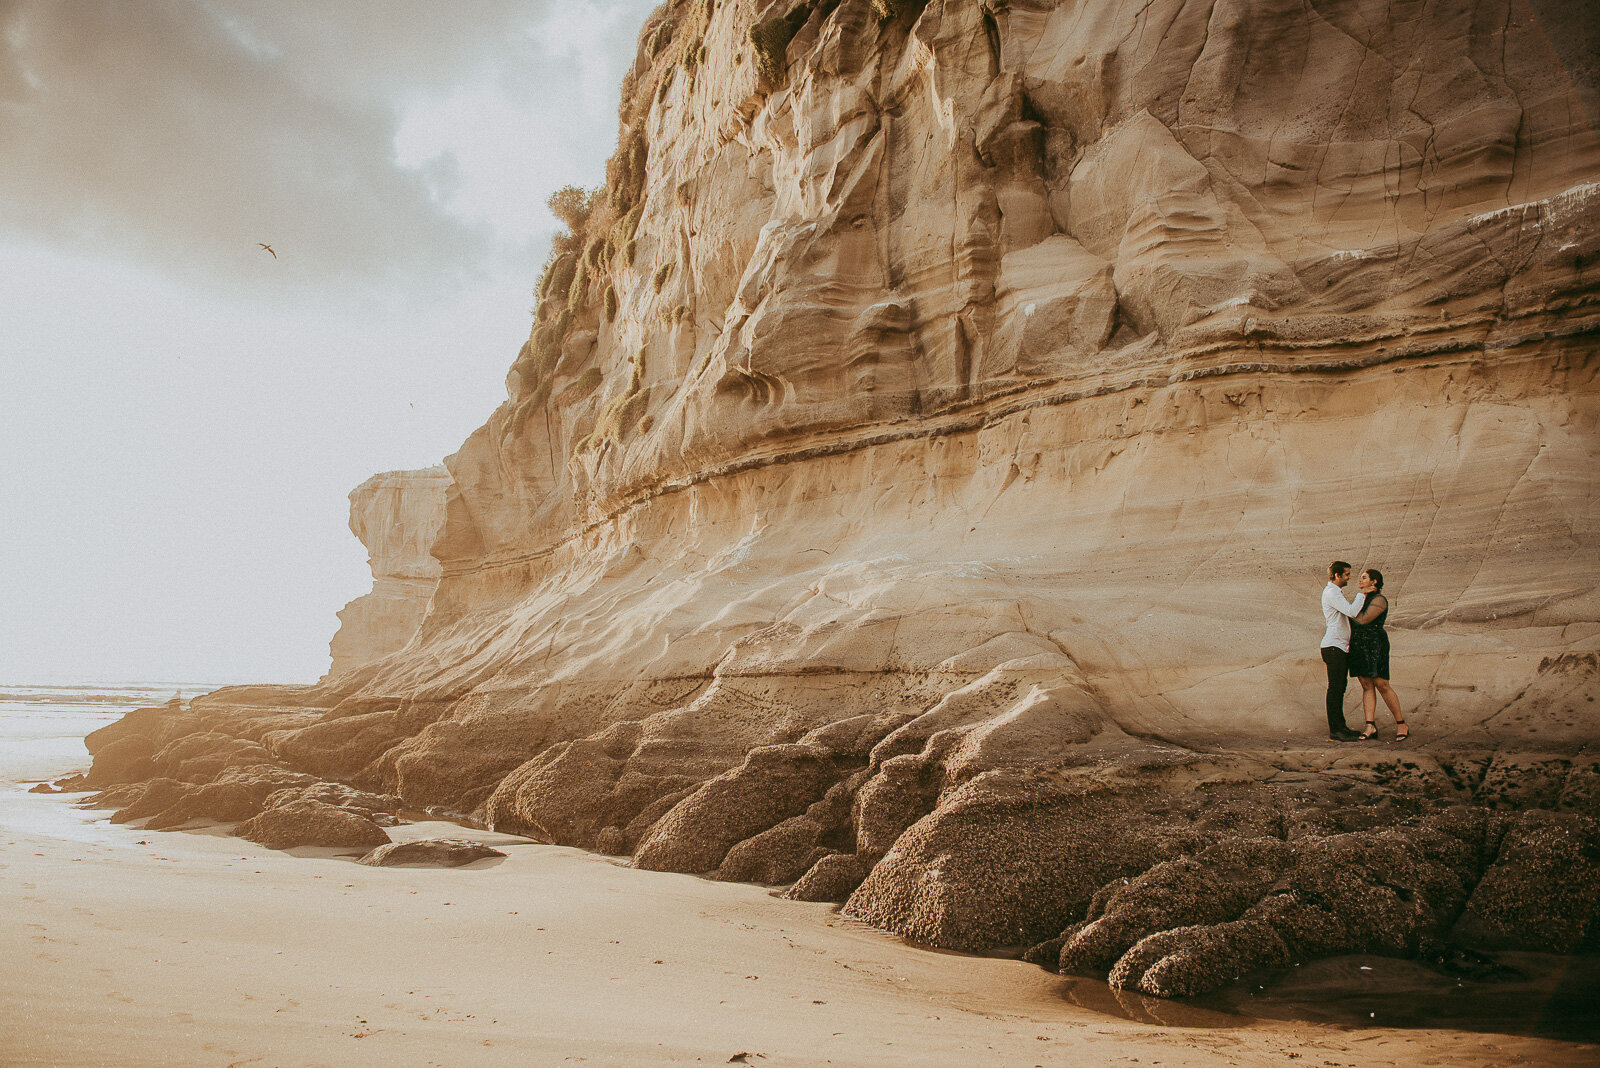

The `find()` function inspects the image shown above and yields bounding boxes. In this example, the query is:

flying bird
[258,243,276,258]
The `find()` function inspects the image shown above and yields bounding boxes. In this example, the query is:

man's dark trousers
[1321,646,1349,732]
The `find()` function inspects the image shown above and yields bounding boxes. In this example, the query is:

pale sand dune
[3,788,1593,1067]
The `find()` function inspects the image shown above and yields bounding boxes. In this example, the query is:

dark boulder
[264,781,403,825]
[786,852,868,902]
[237,798,391,850]
[1451,810,1600,952]
[357,839,506,867]
[634,744,842,873]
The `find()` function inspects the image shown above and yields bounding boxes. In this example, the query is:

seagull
[258,243,276,258]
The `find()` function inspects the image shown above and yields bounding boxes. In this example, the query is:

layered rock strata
[324,466,451,680]
[86,0,1600,998]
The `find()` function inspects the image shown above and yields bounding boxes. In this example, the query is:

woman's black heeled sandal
[1358,721,1379,741]
[1394,721,1409,742]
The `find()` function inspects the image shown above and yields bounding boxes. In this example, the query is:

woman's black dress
[1348,594,1390,679]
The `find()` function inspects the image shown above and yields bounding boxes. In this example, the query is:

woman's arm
[1354,594,1387,625]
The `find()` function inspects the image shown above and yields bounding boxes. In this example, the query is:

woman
[1350,568,1409,740]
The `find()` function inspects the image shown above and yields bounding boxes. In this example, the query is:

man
[1320,561,1366,741]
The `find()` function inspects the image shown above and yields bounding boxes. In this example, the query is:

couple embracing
[1320,560,1409,742]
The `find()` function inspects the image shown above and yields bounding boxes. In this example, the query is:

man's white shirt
[1321,582,1366,651]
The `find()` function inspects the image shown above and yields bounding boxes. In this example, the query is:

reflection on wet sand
[1057,975,1244,1029]
[1059,953,1600,1043]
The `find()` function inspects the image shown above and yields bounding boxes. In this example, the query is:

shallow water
[1187,951,1600,1043]
[0,681,232,783]
[0,681,238,843]
[1049,932,1600,1042]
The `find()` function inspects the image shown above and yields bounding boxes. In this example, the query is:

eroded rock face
[325,466,451,680]
[76,0,1600,999]
[77,692,406,841]
[237,798,392,851]
[358,839,507,868]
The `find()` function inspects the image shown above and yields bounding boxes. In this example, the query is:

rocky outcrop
[77,693,405,840]
[358,839,507,867]
[237,798,392,851]
[80,0,1600,999]
[324,466,451,680]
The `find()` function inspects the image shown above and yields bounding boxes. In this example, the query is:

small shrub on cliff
[611,204,643,251]
[573,348,650,455]
[652,262,673,292]
[524,378,552,410]
[608,133,650,217]
[568,258,589,313]
[646,17,674,59]
[616,5,679,134]
[750,6,810,81]
[541,254,577,303]
[556,367,603,406]
[548,184,600,233]
[597,386,651,444]
[603,284,618,321]
[513,300,569,393]
[533,185,600,318]
[533,325,563,377]
[657,303,690,328]
[873,0,929,22]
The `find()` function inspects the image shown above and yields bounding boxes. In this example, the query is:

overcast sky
[0,0,659,684]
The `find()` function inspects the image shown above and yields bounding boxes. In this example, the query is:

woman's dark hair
[1364,568,1385,591]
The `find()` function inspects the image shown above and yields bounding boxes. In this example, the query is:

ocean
[0,682,235,786]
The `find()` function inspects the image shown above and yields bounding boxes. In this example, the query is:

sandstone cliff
[324,466,451,680]
[91,0,1600,999]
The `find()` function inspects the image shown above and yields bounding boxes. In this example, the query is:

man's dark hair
[1329,560,1352,579]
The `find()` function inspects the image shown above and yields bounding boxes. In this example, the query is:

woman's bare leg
[1375,679,1403,722]
[1357,678,1378,737]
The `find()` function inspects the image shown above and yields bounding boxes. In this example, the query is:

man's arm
[1324,586,1366,617]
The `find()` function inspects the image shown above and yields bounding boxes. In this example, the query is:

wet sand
[4,784,1596,1067]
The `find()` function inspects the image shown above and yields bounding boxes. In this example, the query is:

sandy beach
[4,770,1596,1068]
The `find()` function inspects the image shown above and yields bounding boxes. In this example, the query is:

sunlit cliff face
[375,0,1600,772]
[89,0,1600,996]
[429,0,1598,571]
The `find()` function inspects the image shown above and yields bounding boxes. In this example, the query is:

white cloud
[0,0,658,303]
[0,0,662,682]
